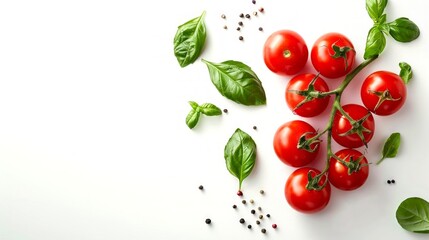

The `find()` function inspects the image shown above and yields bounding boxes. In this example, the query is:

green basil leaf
[396,197,429,233]
[224,128,256,190]
[186,109,200,129]
[189,101,199,110]
[376,132,400,165]
[202,59,266,106]
[399,62,413,84]
[388,17,420,43]
[364,26,386,60]
[365,0,388,22]
[200,103,222,116]
[173,11,206,68]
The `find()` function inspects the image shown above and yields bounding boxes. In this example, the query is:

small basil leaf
[224,128,256,190]
[388,17,420,43]
[364,26,386,60]
[365,0,388,22]
[396,197,429,233]
[189,101,199,110]
[202,59,266,106]
[399,62,413,84]
[376,132,400,165]
[186,109,200,129]
[174,11,206,68]
[200,103,222,116]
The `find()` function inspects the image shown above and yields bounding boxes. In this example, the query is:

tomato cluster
[264,30,408,213]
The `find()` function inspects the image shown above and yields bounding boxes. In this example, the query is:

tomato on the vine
[286,73,330,117]
[273,120,320,167]
[263,30,308,76]
[285,167,331,213]
[361,71,407,116]
[311,32,356,79]
[332,104,375,148]
[328,149,369,191]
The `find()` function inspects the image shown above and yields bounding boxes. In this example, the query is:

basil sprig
[376,132,400,165]
[396,197,429,233]
[174,11,206,68]
[224,128,256,190]
[364,0,420,59]
[202,59,266,106]
[186,101,222,129]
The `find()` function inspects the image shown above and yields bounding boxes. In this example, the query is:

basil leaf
[202,59,266,106]
[388,17,420,43]
[364,26,386,60]
[396,197,429,233]
[366,0,388,22]
[200,103,222,116]
[376,132,400,165]
[224,128,256,190]
[399,62,413,84]
[189,101,199,110]
[173,11,206,68]
[186,109,200,129]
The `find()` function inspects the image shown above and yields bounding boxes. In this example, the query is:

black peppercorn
[258,207,262,211]
[256,220,260,225]
[205,218,211,224]
[239,36,244,41]
[261,228,267,234]
[233,204,237,209]
[391,179,396,184]
[253,126,257,130]
[198,185,204,190]
[239,13,244,18]
[236,27,241,31]
[251,209,256,214]
[238,21,243,26]
[248,224,252,229]
[252,0,256,4]
[221,14,226,19]
[266,214,271,218]
[242,199,246,204]
[259,215,263,219]
[258,27,263,31]
[387,180,391,184]
[245,14,251,19]
[223,25,227,30]
[239,218,245,224]
[259,190,265,194]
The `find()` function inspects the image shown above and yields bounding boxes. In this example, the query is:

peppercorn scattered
[248,224,252,229]
[198,185,204,190]
[238,21,243,26]
[261,228,267,234]
[258,27,263,31]
[221,14,226,19]
[259,215,263,219]
[233,204,237,209]
[256,220,260,225]
[387,180,391,184]
[223,25,227,30]
[253,11,258,16]
[239,36,244,41]
[251,209,256,214]
[266,214,270,218]
[259,190,265,194]
[242,199,246,204]
[250,199,254,204]
[272,224,277,229]
[223,109,228,113]
[253,126,257,130]
[245,14,251,19]
[239,13,244,18]
[236,27,241,31]
[205,218,211,224]
[392,179,396,184]
[258,207,262,211]
[252,0,256,4]
[239,218,245,224]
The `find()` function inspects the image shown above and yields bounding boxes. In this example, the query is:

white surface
[0,0,428,239]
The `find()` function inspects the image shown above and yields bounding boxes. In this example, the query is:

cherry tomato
[273,120,320,167]
[263,30,308,76]
[311,32,356,79]
[286,73,330,117]
[328,149,369,191]
[332,104,375,148]
[285,167,331,213]
[361,71,407,116]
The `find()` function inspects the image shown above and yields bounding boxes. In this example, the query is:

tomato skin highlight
[328,149,369,191]
[332,104,375,148]
[285,167,331,213]
[263,30,308,76]
[273,120,319,167]
[311,32,356,79]
[361,71,407,116]
[286,73,330,117]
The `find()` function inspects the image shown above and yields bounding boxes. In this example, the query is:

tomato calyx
[333,154,368,175]
[368,89,402,112]
[297,132,320,153]
[287,73,328,112]
[322,40,355,71]
[338,109,373,147]
[305,170,328,191]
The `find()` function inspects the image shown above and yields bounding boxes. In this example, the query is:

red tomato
[361,71,407,116]
[311,32,356,79]
[285,167,331,213]
[328,149,369,191]
[263,30,308,76]
[332,104,375,148]
[273,120,320,167]
[286,73,330,117]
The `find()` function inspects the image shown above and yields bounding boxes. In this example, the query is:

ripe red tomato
[273,120,320,167]
[332,104,375,148]
[263,30,308,76]
[328,149,369,191]
[361,71,407,116]
[285,167,331,213]
[286,73,330,117]
[311,32,356,79]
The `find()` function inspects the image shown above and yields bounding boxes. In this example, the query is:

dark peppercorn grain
[261,228,267,234]
[233,204,237,209]
[251,209,256,214]
[245,14,250,19]
[256,220,260,225]
[259,215,263,219]
[205,218,211,224]
[242,199,246,204]
[252,0,256,4]
[258,27,263,31]
[223,109,228,113]
[391,179,396,184]
[198,185,204,190]
[239,36,244,41]
[266,214,270,218]
[248,224,252,229]
[239,218,245,224]
[239,13,244,18]
[387,180,391,184]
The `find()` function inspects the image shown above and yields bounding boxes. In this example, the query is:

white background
[0,0,428,239]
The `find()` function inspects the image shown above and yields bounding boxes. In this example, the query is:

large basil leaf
[202,59,266,106]
[396,197,429,233]
[366,0,388,22]
[224,128,256,190]
[174,11,206,68]
[388,17,420,43]
[364,26,386,59]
